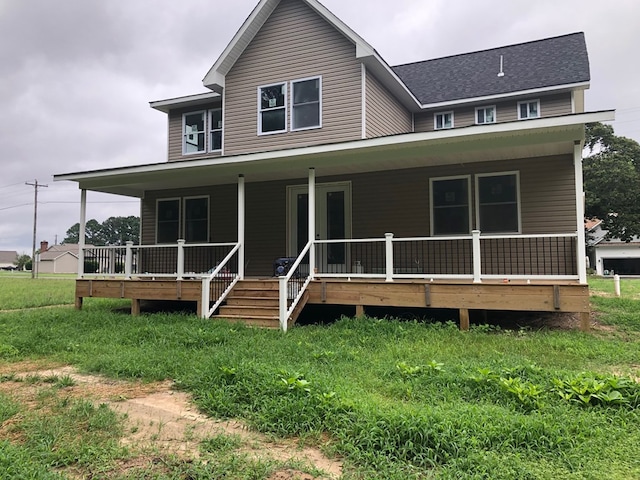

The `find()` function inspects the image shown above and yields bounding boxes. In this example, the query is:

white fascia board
[149,92,221,113]
[54,110,614,185]
[420,82,591,110]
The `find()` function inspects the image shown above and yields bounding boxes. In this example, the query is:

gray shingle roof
[392,32,590,105]
[0,251,18,265]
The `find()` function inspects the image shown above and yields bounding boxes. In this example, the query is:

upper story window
[258,83,287,134]
[209,108,223,152]
[518,100,540,120]
[183,112,206,154]
[434,111,454,130]
[476,172,520,233]
[291,77,321,131]
[475,106,496,124]
[430,175,471,235]
[156,198,181,243]
[184,196,209,243]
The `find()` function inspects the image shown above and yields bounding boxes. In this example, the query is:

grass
[0,276,639,478]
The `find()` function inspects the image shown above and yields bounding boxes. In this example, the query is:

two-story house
[55,0,614,330]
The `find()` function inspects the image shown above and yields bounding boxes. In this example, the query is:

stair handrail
[201,243,241,318]
[279,240,313,332]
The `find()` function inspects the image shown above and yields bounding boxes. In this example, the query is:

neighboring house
[55,0,614,330]
[37,241,81,274]
[0,251,18,270]
[587,221,640,276]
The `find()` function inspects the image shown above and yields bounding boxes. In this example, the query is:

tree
[14,254,31,270]
[62,217,140,246]
[583,123,640,241]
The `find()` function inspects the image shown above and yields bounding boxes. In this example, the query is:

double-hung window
[184,196,209,243]
[258,83,287,134]
[518,100,540,120]
[476,172,520,233]
[183,112,206,154]
[434,111,454,130]
[291,76,321,130]
[430,176,471,235]
[156,199,181,243]
[475,106,496,124]
[209,108,223,152]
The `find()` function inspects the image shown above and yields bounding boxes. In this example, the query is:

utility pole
[25,180,48,279]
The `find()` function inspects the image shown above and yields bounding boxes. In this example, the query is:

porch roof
[54,110,614,198]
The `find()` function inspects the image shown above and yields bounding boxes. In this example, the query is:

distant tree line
[63,216,140,246]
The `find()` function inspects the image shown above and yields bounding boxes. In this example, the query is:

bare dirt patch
[0,362,342,479]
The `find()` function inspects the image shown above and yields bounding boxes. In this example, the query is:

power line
[0,203,31,211]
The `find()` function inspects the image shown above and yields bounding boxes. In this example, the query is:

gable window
[476,172,520,233]
[184,196,209,243]
[291,76,321,130]
[258,83,287,134]
[157,199,181,243]
[183,112,205,154]
[430,176,471,235]
[476,106,496,124]
[209,108,223,152]
[518,100,540,120]
[434,111,454,130]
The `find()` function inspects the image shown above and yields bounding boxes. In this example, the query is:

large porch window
[430,176,471,235]
[156,196,210,243]
[476,172,520,233]
[156,199,180,243]
[184,196,209,242]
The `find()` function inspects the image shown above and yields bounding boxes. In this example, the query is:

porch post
[237,175,245,279]
[177,239,185,280]
[472,230,482,283]
[308,168,316,277]
[124,241,133,279]
[77,189,87,278]
[385,233,394,282]
[574,141,588,284]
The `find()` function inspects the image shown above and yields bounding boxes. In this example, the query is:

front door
[288,182,351,273]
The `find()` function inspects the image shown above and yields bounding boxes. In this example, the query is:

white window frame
[183,195,210,243]
[429,175,472,236]
[291,75,322,131]
[208,108,223,152]
[434,111,454,130]
[517,99,540,120]
[182,111,206,155]
[258,82,287,135]
[475,171,522,234]
[156,198,181,244]
[475,105,497,125]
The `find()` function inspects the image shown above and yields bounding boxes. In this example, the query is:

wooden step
[211,314,280,329]
[230,288,280,298]
[217,305,279,318]
[234,279,280,290]
[226,296,279,307]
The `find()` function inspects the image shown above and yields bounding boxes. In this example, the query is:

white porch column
[238,175,245,280]
[177,239,185,280]
[77,189,87,278]
[125,241,133,279]
[385,233,394,282]
[574,141,588,284]
[308,168,316,277]
[472,230,482,283]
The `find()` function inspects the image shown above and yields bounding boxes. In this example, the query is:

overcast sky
[1,0,638,255]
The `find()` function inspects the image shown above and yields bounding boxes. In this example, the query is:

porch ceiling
[55,111,613,198]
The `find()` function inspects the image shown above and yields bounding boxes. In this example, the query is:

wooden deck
[75,277,590,331]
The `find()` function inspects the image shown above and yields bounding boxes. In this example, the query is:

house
[54,0,614,331]
[587,221,640,276]
[36,241,81,274]
[0,251,18,270]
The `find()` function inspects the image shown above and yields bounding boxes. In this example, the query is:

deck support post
[75,296,83,310]
[579,311,590,332]
[131,299,140,316]
[459,308,470,331]
[125,241,133,279]
[238,175,245,280]
[385,233,394,282]
[77,189,87,278]
[574,141,588,284]
[308,168,316,277]
[177,239,185,280]
[279,276,288,333]
[472,230,482,283]
[355,305,365,317]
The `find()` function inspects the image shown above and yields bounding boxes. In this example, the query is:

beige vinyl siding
[414,93,573,132]
[365,70,412,138]
[167,103,223,162]
[224,0,362,155]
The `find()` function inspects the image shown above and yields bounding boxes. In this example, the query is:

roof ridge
[392,32,585,69]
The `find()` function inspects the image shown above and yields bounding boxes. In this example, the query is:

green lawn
[0,276,639,478]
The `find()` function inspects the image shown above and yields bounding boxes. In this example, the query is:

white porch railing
[278,241,313,332]
[201,243,241,319]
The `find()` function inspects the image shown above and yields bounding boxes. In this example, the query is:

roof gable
[0,251,18,264]
[393,33,590,106]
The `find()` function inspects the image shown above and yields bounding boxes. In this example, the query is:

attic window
[291,76,321,131]
[434,111,454,130]
[476,106,496,124]
[183,112,206,154]
[258,83,287,134]
[518,100,540,120]
[209,108,223,152]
